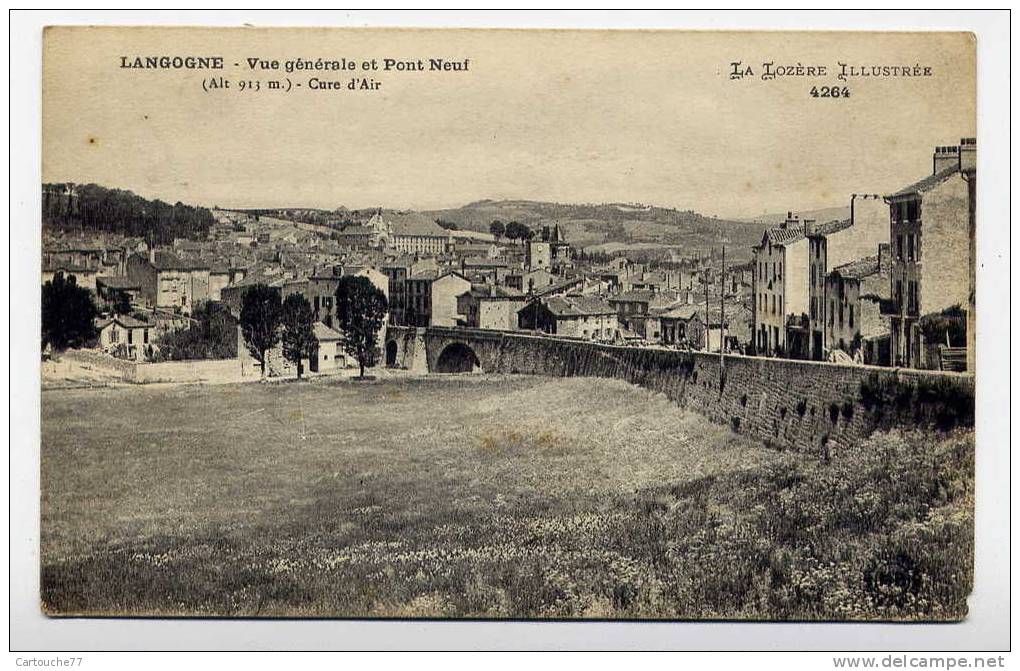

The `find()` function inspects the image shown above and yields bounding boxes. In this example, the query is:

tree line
[43,183,215,244]
[488,220,534,241]
[240,277,387,379]
[41,271,388,380]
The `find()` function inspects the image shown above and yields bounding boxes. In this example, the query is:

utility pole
[703,266,709,352]
[720,244,726,372]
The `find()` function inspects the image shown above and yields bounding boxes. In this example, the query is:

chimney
[877,242,891,273]
[781,211,798,230]
[802,218,817,236]
[958,137,976,172]
[933,144,960,174]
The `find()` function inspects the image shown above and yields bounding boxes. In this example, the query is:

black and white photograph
[11,11,1011,656]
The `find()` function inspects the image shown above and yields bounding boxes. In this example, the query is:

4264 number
[810,86,851,98]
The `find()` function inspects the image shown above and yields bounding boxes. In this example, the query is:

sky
[43,27,975,219]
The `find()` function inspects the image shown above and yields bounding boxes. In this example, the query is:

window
[849,306,855,329]
[109,329,119,343]
[143,329,149,344]
[897,235,904,260]
[128,330,133,345]
[907,200,920,222]
[896,280,903,311]
[778,262,783,281]
[779,296,783,314]
[906,233,915,261]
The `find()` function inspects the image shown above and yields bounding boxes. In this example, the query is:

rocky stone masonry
[386,325,975,455]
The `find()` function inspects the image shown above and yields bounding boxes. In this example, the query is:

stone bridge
[383,325,974,455]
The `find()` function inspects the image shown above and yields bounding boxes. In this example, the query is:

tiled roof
[43,262,96,273]
[387,212,449,237]
[532,276,583,298]
[657,305,700,320]
[764,226,806,246]
[468,284,524,300]
[888,164,960,199]
[96,276,140,290]
[544,295,615,317]
[609,289,656,303]
[832,254,881,280]
[815,218,854,236]
[312,321,342,341]
[95,314,153,329]
[140,250,209,271]
[462,256,508,268]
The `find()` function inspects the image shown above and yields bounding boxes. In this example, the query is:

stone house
[125,250,210,315]
[884,137,975,369]
[517,295,620,342]
[457,285,527,330]
[751,214,810,356]
[824,246,892,364]
[94,314,154,361]
[310,321,344,373]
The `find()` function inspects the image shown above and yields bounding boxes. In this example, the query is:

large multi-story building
[382,212,451,255]
[884,138,975,369]
[804,194,889,359]
[823,245,892,363]
[751,213,810,356]
[403,271,472,327]
[125,250,210,315]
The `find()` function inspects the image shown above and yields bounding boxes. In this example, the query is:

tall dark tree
[489,219,505,239]
[335,276,388,379]
[280,293,317,379]
[239,284,282,379]
[41,272,98,350]
[111,291,132,316]
[504,220,533,242]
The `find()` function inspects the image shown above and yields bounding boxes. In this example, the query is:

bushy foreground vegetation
[41,376,972,619]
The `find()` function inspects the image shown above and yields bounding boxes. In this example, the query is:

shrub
[841,401,854,421]
[829,403,840,425]
[859,373,974,432]
[730,416,741,433]
[740,393,748,407]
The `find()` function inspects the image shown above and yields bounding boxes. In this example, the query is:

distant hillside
[423,200,767,259]
[738,205,851,226]
[43,183,215,244]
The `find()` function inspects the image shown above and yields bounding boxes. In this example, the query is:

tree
[240,284,282,379]
[489,219,505,239]
[150,300,237,362]
[42,272,98,350]
[504,220,533,242]
[111,291,132,315]
[280,293,317,379]
[335,276,388,379]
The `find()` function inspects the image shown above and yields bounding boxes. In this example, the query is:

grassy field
[41,375,973,619]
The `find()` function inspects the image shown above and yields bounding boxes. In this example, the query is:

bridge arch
[434,342,481,374]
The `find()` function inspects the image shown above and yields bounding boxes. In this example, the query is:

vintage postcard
[40,26,976,621]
